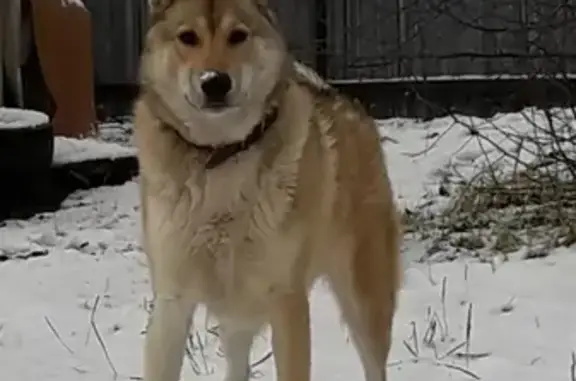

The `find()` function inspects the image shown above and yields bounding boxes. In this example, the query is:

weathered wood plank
[84,0,148,85]
[268,0,317,67]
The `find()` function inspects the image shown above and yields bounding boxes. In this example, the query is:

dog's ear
[148,0,174,15]
[254,0,278,25]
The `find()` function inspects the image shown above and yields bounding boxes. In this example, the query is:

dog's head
[142,0,287,145]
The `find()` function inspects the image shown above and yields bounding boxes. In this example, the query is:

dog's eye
[178,30,200,46]
[227,29,249,46]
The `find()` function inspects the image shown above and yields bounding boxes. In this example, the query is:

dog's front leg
[144,294,196,381]
[270,291,311,381]
[220,320,260,381]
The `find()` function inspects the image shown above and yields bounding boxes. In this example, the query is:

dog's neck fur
[141,78,289,170]
[188,106,279,169]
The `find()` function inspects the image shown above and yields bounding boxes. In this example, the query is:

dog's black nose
[200,70,232,103]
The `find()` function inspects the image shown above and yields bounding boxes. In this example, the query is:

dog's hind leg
[143,294,196,381]
[328,216,400,381]
[329,264,396,381]
[270,290,311,381]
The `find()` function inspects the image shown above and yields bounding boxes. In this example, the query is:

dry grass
[404,106,576,261]
[389,270,490,380]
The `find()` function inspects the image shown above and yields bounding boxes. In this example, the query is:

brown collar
[190,107,279,169]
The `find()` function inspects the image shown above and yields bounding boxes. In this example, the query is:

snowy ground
[1,109,576,381]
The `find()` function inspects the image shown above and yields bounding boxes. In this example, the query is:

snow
[0,107,49,129]
[61,0,85,8]
[0,108,137,164]
[329,72,576,85]
[1,108,576,381]
[381,107,576,213]
[53,137,136,165]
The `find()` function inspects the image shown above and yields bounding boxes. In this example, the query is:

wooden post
[29,0,97,137]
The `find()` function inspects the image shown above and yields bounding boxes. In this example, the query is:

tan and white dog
[134,1,402,381]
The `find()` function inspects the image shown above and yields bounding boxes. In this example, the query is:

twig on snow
[90,295,118,379]
[44,316,75,355]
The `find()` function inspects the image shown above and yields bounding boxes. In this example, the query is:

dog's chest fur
[143,135,305,315]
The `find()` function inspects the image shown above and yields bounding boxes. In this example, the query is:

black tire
[0,108,55,220]
[0,108,54,175]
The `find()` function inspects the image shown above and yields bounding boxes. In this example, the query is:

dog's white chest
[176,215,301,317]
[145,160,300,315]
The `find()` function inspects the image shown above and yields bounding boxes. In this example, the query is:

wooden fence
[323,0,576,80]
[83,0,576,86]
[83,0,148,85]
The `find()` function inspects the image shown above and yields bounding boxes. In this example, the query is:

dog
[134,1,402,381]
